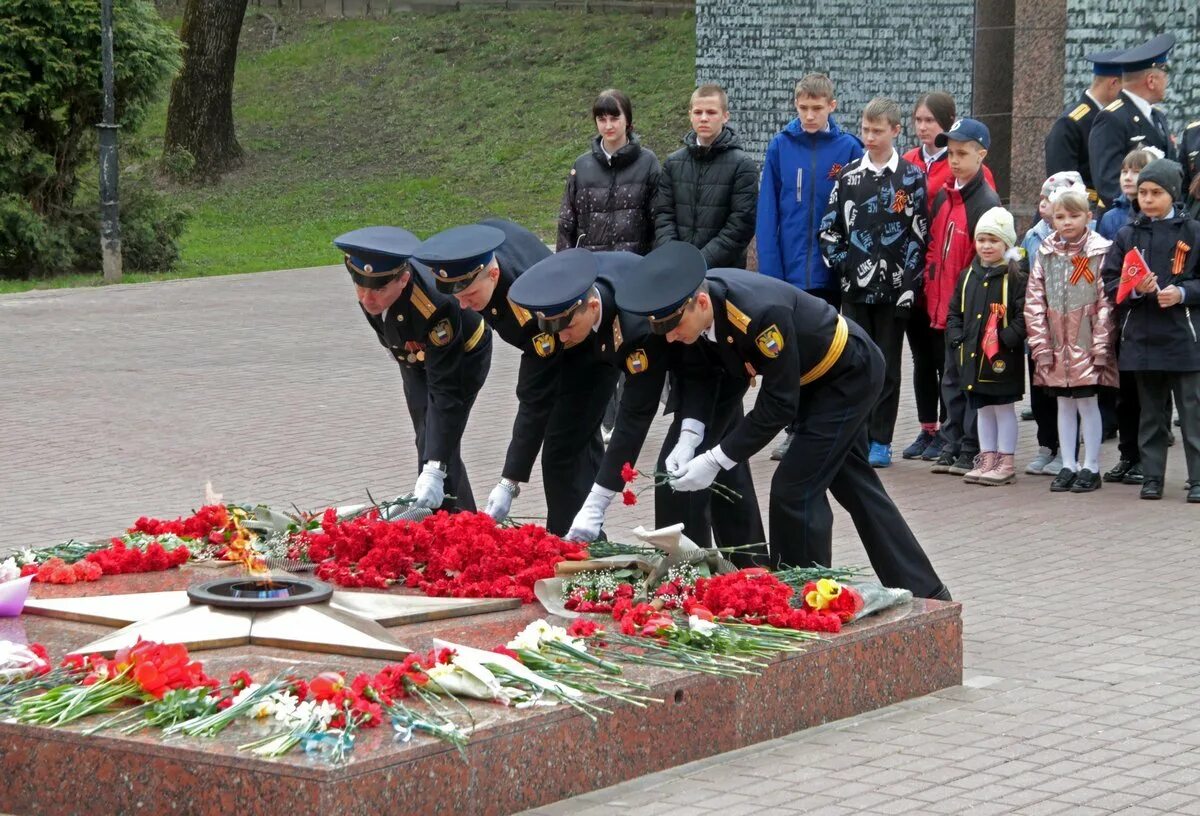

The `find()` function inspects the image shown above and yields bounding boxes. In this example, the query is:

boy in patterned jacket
[820,97,929,467]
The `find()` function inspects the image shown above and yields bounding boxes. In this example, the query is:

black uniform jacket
[945,259,1027,397]
[1089,91,1175,208]
[1182,121,1200,216]
[1045,92,1102,194]
[1101,212,1200,372]
[686,268,844,463]
[363,264,491,463]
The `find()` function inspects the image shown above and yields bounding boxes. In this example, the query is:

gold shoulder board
[1068,103,1090,122]
[508,298,532,326]
[726,301,751,334]
[1186,121,1200,130]
[410,284,436,319]
[1104,99,1124,112]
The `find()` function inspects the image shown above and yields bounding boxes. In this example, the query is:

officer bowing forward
[413,221,617,535]
[619,241,950,599]
[507,247,764,550]
[334,226,492,511]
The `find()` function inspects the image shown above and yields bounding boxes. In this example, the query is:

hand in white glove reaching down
[564,485,616,542]
[665,428,703,475]
[484,480,520,522]
[411,464,446,509]
[669,449,724,492]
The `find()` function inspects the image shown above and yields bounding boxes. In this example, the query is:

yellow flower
[804,578,842,611]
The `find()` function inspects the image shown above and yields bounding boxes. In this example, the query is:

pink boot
[962,452,998,484]
[979,453,1017,485]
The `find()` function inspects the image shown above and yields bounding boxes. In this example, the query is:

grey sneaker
[1041,452,1063,475]
[1025,447,1054,475]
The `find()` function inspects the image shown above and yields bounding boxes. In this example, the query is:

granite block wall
[694,0,978,161]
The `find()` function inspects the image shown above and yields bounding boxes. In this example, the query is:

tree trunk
[162,0,250,179]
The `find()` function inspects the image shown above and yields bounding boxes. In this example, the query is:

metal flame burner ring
[186,577,334,610]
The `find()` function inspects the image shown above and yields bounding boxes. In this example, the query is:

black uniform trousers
[937,330,979,458]
[1027,351,1059,452]
[654,378,766,555]
[398,347,491,512]
[841,302,905,446]
[541,359,619,534]
[769,326,946,598]
[1136,371,1200,482]
[905,304,945,426]
[1115,333,1142,464]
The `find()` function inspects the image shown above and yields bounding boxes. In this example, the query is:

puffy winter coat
[1101,211,1200,372]
[946,259,1027,397]
[903,146,996,201]
[757,117,863,291]
[556,135,661,254]
[653,127,758,268]
[1098,195,1135,241]
[1025,230,1118,389]
[924,169,1001,329]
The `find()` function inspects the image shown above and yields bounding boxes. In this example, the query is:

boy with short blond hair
[819,96,929,467]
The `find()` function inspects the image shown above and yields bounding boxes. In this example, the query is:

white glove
[411,464,447,509]
[666,425,703,475]
[565,485,616,542]
[484,480,520,522]
[670,449,724,492]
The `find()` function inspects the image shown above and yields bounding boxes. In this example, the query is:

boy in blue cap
[505,248,764,550]
[1089,33,1177,208]
[617,241,950,599]
[413,219,617,536]
[333,226,492,512]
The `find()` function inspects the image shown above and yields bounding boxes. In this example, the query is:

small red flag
[1117,247,1153,304]
[982,303,1005,361]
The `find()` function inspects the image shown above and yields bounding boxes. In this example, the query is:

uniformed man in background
[507,248,765,554]
[334,226,492,511]
[618,241,949,599]
[413,221,616,535]
[1089,34,1177,208]
[1044,48,1125,206]
[1183,119,1200,214]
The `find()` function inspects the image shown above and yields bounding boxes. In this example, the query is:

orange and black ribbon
[892,189,909,213]
[1172,241,1191,279]
[1069,255,1094,285]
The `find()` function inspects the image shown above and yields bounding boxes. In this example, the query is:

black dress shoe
[1103,459,1134,482]
[1050,468,1077,492]
[930,585,953,601]
[1070,469,1102,493]
[1141,480,1164,500]
[1189,484,1200,503]
[1122,463,1145,485]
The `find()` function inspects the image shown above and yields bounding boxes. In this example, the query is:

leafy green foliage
[0,0,182,278]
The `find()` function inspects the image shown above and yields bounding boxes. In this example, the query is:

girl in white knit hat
[946,207,1028,485]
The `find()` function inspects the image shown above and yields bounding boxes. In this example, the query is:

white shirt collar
[591,297,603,333]
[1124,89,1155,123]
[861,149,899,174]
[701,317,718,343]
[1084,89,1101,108]
[922,144,945,166]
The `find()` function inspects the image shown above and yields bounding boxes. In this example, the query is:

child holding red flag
[946,207,1027,485]
[1101,159,1200,503]
[1025,188,1116,493]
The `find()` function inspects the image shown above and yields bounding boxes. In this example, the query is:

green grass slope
[164,10,695,280]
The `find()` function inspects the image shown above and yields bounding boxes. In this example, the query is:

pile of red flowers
[21,558,103,584]
[686,569,846,633]
[305,509,586,603]
[85,540,190,575]
[127,504,239,547]
[564,580,634,613]
[63,639,218,699]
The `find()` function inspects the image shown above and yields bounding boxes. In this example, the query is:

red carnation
[622,490,637,506]
[620,462,639,483]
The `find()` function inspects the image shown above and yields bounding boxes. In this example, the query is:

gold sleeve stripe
[464,319,487,352]
[726,301,751,333]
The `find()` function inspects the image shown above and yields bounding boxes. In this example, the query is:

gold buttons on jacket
[976,313,982,319]
[726,336,733,343]
[971,352,977,358]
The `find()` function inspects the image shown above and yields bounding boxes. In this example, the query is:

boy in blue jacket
[757,73,863,458]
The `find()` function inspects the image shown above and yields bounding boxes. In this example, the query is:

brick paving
[3,269,1198,814]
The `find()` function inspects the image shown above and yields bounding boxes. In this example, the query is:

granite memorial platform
[0,566,961,815]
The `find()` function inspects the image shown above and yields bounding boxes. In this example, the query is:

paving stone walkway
[3,269,1198,815]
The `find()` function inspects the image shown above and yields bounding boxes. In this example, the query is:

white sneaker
[1040,453,1063,475]
[1025,447,1053,475]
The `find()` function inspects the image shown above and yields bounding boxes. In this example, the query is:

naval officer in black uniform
[506,248,765,552]
[1089,34,1177,208]
[619,241,950,599]
[413,221,617,535]
[335,227,492,511]
[1045,49,1125,204]
[1183,119,1200,214]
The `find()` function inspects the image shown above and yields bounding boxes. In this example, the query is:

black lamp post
[99,0,122,283]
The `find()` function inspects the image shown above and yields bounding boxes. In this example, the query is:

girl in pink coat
[1025,188,1117,493]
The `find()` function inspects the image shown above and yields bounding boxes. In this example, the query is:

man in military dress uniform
[619,241,950,599]
[1183,120,1200,213]
[506,248,765,552]
[1089,34,1177,208]
[334,226,492,511]
[1044,49,1125,204]
[413,221,617,535]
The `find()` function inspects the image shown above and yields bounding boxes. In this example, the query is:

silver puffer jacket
[1025,230,1118,389]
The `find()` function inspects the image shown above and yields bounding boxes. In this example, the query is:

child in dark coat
[1100,159,1200,503]
[947,207,1027,485]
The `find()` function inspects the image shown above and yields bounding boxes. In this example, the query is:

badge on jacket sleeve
[755,325,784,359]
[428,319,454,347]
[625,349,648,375]
[532,332,556,358]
